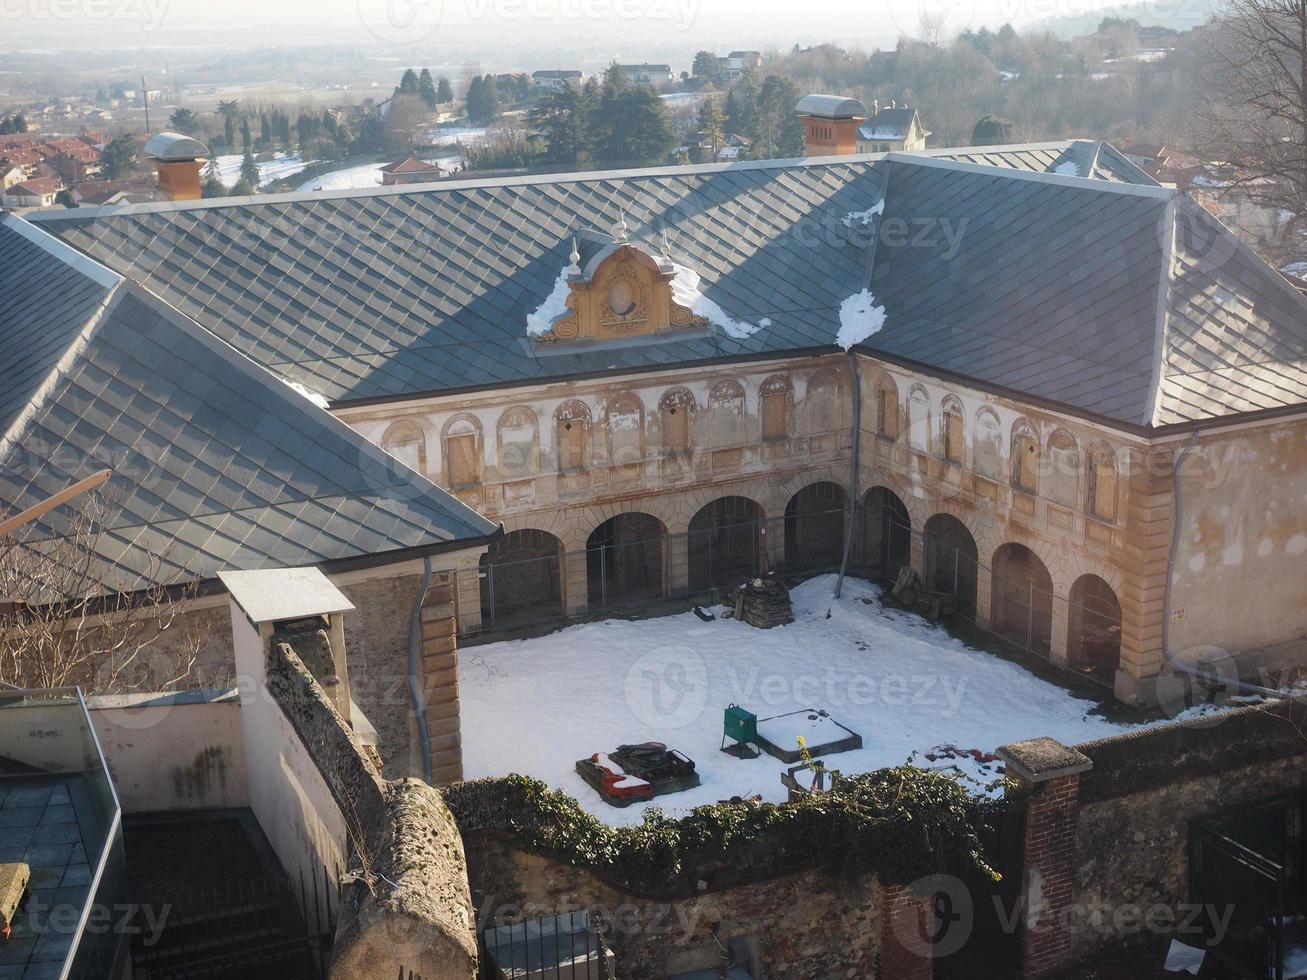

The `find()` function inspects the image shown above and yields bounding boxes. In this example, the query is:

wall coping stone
[998,737,1092,784]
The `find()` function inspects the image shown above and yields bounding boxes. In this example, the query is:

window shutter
[447,433,480,486]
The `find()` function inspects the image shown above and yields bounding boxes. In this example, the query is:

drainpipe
[408,556,435,783]
[1161,434,1280,699]
[835,352,862,600]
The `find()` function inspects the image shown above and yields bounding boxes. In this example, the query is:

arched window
[1010,419,1039,493]
[708,380,745,446]
[805,367,843,434]
[875,374,899,440]
[1087,444,1119,521]
[974,408,1002,479]
[1047,430,1079,507]
[658,387,695,456]
[941,396,964,464]
[906,385,930,452]
[496,406,538,478]
[606,393,645,474]
[381,421,426,475]
[759,374,793,441]
[442,415,482,488]
[554,400,591,472]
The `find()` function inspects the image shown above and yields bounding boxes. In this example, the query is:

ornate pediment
[532,231,708,344]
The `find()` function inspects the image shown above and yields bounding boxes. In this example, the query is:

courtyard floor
[459,575,1212,825]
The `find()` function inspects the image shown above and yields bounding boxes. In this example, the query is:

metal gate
[130,867,336,980]
[1190,794,1306,980]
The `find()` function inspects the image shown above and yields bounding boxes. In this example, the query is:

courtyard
[459,575,1207,825]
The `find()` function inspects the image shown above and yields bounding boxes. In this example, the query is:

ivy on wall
[443,766,1000,897]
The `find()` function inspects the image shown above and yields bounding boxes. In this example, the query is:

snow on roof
[795,94,868,119]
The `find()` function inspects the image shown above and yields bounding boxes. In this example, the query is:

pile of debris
[724,576,794,629]
[890,567,955,621]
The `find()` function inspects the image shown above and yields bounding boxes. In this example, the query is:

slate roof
[26,146,1307,431]
[858,107,920,142]
[0,217,496,589]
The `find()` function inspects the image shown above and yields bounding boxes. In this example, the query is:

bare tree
[1200,0,1307,222]
[0,487,202,693]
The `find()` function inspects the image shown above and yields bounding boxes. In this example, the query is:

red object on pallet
[589,753,653,803]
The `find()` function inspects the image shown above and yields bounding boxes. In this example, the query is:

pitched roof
[858,107,919,141]
[380,156,442,174]
[26,145,1307,431]
[0,216,496,589]
[9,177,61,196]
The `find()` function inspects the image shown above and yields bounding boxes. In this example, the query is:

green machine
[721,703,759,758]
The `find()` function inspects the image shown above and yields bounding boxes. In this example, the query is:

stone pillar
[879,882,933,980]
[564,548,589,617]
[997,737,1092,979]
[1049,598,1070,668]
[420,571,464,785]
[667,531,689,595]
[1116,445,1173,704]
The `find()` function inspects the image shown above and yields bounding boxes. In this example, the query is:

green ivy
[444,766,1001,895]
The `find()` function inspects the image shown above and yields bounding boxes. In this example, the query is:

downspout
[408,556,435,783]
[1161,434,1281,699]
[834,352,862,600]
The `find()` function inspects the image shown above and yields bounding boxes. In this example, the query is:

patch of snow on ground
[460,576,1174,826]
[842,199,885,228]
[526,266,572,336]
[1053,161,1081,177]
[211,152,312,189]
[836,288,886,349]
[671,262,761,339]
[294,156,461,192]
[1282,261,1307,279]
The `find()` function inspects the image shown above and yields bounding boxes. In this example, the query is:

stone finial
[614,209,629,243]
[566,237,581,275]
[997,737,1092,784]
[661,227,671,257]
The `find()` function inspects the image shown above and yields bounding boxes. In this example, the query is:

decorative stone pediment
[533,236,708,345]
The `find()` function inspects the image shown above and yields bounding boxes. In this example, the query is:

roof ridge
[884,150,1175,200]
[1146,195,1181,428]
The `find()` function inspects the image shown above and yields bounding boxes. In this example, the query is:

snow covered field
[460,575,1178,826]
[295,156,461,192]
[211,152,311,189]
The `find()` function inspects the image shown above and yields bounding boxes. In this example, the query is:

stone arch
[440,413,482,488]
[658,387,696,455]
[381,420,426,475]
[973,407,1002,479]
[784,482,847,574]
[586,512,666,608]
[862,486,911,581]
[1068,574,1122,682]
[496,406,538,478]
[479,529,565,628]
[604,393,645,475]
[991,543,1054,655]
[905,384,931,452]
[1010,417,1040,493]
[804,366,844,434]
[924,513,978,618]
[707,379,746,447]
[554,400,591,472]
[874,373,899,440]
[759,373,794,440]
[1046,429,1080,508]
[688,496,765,592]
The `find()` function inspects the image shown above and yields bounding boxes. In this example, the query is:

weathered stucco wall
[464,834,884,980]
[1166,417,1307,663]
[88,689,247,813]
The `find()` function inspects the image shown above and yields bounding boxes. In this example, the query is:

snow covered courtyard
[460,575,1171,826]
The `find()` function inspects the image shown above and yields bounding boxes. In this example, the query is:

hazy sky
[1,0,1211,55]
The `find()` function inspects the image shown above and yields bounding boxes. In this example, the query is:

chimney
[794,94,868,157]
[143,131,209,202]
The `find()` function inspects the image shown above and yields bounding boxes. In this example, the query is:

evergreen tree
[436,76,453,103]
[101,133,137,179]
[466,75,500,125]
[418,68,438,109]
[726,68,761,139]
[755,74,804,159]
[618,87,676,165]
[692,50,724,87]
[972,114,1015,146]
[239,116,251,150]
[239,148,260,188]
[530,83,584,165]
[397,68,420,96]
[168,107,199,135]
[229,178,255,197]
[218,99,239,147]
[697,94,726,162]
[259,113,271,147]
